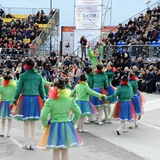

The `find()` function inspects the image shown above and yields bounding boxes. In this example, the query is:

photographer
[80,35,87,59]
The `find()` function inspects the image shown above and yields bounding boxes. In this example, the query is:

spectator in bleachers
[42,56,52,81]
[146,60,154,69]
[155,57,160,69]
[148,26,159,42]
[0,9,5,18]
[4,56,12,69]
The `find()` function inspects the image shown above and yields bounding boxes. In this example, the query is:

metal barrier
[71,44,160,61]
[102,44,160,60]
[3,7,53,15]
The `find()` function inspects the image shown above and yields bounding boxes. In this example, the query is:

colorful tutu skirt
[13,95,44,121]
[109,101,136,121]
[0,101,12,119]
[132,95,142,115]
[106,86,117,103]
[137,90,145,114]
[37,121,83,149]
[76,100,97,116]
[90,88,107,106]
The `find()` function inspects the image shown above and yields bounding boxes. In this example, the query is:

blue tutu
[0,101,11,119]
[90,88,105,106]
[37,121,83,149]
[110,101,136,121]
[14,95,44,121]
[132,95,142,115]
[106,86,117,103]
[76,100,97,116]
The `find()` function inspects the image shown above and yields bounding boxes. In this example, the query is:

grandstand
[0,5,59,74]
[86,1,160,62]
[0,5,59,57]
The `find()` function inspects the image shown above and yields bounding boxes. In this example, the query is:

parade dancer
[90,64,108,125]
[12,57,45,150]
[37,78,82,160]
[0,72,16,137]
[84,66,94,123]
[87,41,103,68]
[104,75,136,135]
[104,62,117,123]
[129,72,143,129]
[71,74,104,132]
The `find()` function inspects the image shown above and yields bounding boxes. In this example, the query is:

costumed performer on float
[11,57,45,150]
[37,78,82,160]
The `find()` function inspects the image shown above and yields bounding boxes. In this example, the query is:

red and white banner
[61,26,75,56]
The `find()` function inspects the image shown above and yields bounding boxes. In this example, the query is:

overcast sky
[0,0,159,26]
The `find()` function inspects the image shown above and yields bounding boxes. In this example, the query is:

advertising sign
[75,5,101,29]
[62,27,75,55]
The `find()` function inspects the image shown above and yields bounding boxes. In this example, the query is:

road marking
[139,122,160,130]
[144,99,160,112]
[10,137,22,148]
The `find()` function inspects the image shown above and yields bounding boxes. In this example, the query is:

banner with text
[75,5,102,29]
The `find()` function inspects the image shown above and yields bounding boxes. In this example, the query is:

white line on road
[139,122,160,130]
[10,137,22,148]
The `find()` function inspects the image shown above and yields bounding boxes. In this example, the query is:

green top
[86,73,93,88]
[40,92,81,126]
[93,72,108,89]
[87,44,103,68]
[105,84,132,102]
[0,77,3,85]
[43,77,51,96]
[129,80,138,96]
[0,84,16,101]
[13,69,45,103]
[71,82,102,101]
[106,71,114,85]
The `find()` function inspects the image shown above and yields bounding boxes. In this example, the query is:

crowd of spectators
[1,50,160,94]
[1,5,160,95]
[102,6,160,59]
[0,8,56,56]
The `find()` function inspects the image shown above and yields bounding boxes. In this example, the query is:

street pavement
[0,92,160,160]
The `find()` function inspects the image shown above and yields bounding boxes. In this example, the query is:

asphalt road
[0,92,160,160]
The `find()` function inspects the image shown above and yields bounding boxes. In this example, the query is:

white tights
[117,121,126,131]
[1,118,12,134]
[97,106,104,122]
[78,116,85,130]
[103,104,111,120]
[53,148,68,160]
[24,120,36,145]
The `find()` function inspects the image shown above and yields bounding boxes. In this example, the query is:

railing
[2,7,53,15]
[29,9,59,57]
[102,44,160,61]
[90,1,160,46]
[71,44,160,61]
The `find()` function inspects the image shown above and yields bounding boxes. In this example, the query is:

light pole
[50,0,52,55]
[145,0,151,8]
